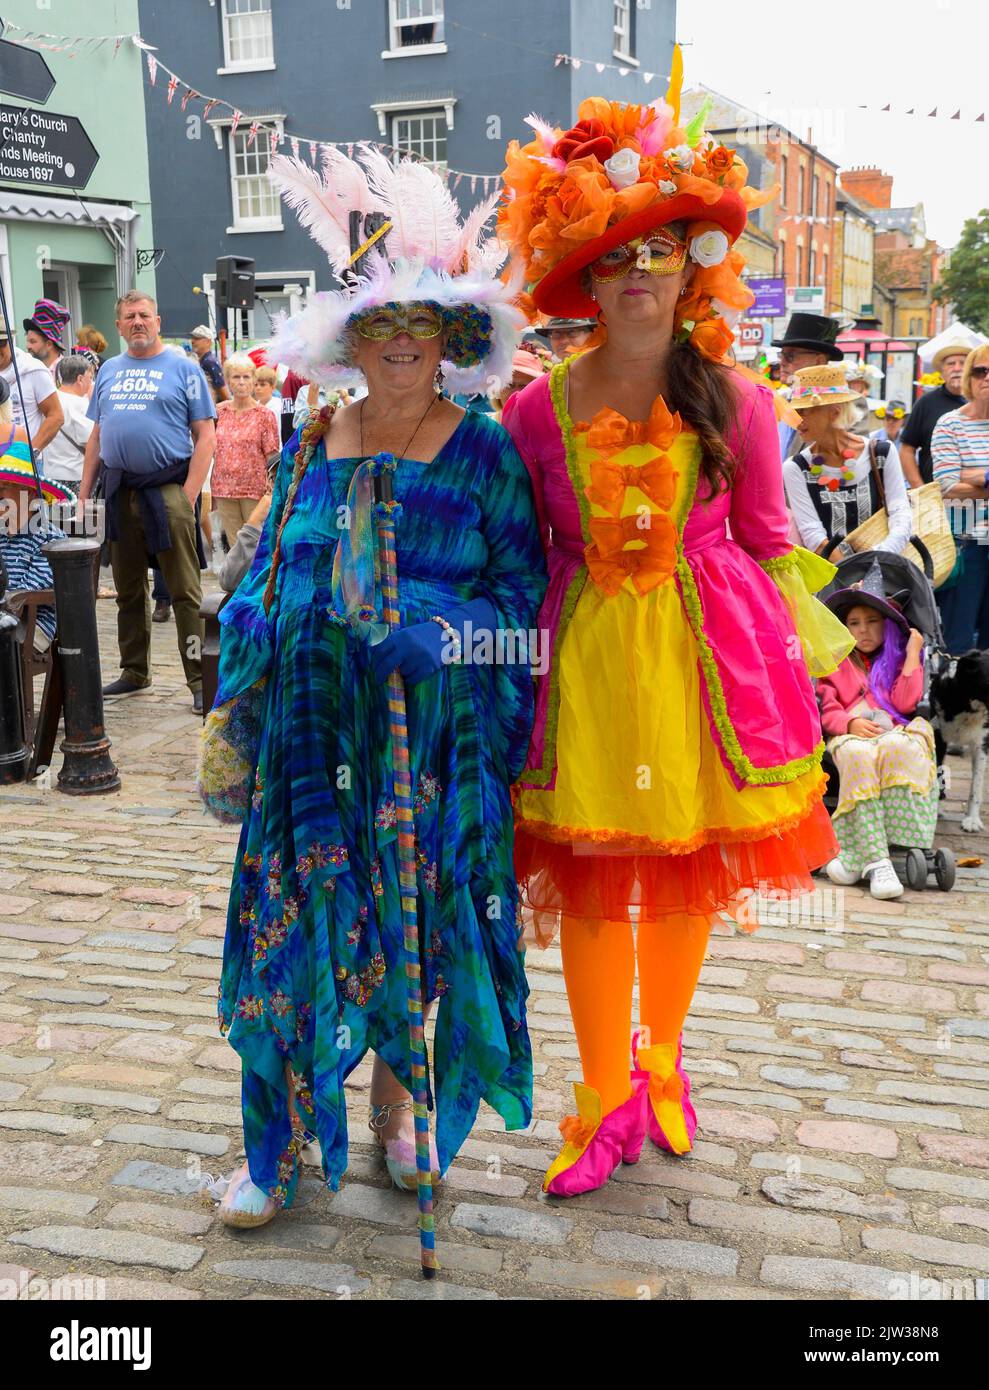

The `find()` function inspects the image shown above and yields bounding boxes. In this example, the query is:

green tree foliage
[933,209,989,334]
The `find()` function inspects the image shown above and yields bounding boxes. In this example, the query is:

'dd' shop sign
[0,100,98,189]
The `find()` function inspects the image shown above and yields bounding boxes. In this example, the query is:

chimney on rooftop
[840,167,894,209]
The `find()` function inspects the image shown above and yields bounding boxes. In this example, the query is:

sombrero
[0,442,76,505]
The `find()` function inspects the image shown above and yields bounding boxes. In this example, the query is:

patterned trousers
[829,719,938,872]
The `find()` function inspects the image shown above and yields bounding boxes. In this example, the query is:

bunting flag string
[2,21,987,125]
[135,46,502,192]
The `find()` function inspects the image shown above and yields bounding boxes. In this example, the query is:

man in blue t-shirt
[78,291,217,712]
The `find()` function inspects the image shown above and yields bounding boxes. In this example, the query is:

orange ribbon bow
[559,1113,598,1150]
[584,397,682,458]
[585,453,678,515]
[585,513,678,596]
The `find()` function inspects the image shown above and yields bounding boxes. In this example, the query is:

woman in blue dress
[198,148,545,1226]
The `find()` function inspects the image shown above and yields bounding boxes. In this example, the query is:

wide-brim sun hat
[497,49,775,363]
[0,445,75,505]
[266,146,523,394]
[789,364,862,410]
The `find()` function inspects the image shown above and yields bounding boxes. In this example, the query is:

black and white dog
[930,650,989,834]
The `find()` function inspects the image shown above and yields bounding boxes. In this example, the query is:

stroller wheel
[934,848,956,892]
[904,847,929,891]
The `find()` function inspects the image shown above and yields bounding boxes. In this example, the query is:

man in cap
[771,312,844,458]
[24,297,70,378]
[898,342,970,487]
[0,322,63,459]
[542,317,597,362]
[189,325,230,404]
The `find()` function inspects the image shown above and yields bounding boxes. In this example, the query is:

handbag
[839,439,957,588]
[198,676,268,823]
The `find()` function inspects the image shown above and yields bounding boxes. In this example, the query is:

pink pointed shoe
[543,1080,647,1197]
[634,1032,697,1156]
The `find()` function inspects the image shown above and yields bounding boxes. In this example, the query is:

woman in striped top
[932,344,989,654]
[0,378,69,651]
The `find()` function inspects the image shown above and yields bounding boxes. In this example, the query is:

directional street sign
[0,99,98,189]
[0,28,55,104]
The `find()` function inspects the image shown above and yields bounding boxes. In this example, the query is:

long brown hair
[665,341,740,496]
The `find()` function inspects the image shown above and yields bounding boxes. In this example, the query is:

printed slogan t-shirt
[88,349,216,473]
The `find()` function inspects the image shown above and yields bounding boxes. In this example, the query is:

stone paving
[1,589,988,1301]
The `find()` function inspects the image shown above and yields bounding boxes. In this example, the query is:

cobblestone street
[1,590,988,1302]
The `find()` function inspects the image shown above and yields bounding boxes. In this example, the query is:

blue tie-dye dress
[214,408,547,1207]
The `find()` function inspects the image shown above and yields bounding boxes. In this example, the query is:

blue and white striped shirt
[0,521,65,640]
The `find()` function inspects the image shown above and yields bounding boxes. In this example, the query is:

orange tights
[559,913,713,1114]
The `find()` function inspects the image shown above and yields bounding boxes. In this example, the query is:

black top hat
[772,312,844,361]
[824,557,911,634]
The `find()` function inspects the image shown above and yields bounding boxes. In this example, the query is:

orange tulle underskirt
[515,799,838,947]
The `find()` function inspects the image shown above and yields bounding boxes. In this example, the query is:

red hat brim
[533,188,748,319]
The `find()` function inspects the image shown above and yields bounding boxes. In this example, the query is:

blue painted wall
[137,0,675,335]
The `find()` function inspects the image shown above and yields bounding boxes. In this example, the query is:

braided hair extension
[261,404,336,614]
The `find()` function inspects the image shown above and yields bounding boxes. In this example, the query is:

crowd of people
[2,75,988,1233]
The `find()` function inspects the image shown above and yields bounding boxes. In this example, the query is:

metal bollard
[41,538,120,795]
[0,609,28,783]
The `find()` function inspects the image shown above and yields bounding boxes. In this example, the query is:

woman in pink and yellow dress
[498,71,854,1196]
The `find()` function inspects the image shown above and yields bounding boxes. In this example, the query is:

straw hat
[932,341,973,373]
[789,364,861,410]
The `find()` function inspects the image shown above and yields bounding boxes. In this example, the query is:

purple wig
[868,617,914,725]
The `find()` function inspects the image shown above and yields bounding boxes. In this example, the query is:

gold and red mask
[589,231,688,283]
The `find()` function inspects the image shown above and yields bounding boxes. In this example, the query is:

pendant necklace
[360,393,438,464]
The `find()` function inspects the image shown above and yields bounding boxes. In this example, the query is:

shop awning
[0,188,138,227]
[0,188,140,298]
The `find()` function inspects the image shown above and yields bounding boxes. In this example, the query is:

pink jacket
[816,656,922,737]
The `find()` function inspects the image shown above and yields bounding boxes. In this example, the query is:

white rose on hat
[665,144,695,173]
[603,148,641,190]
[689,229,730,268]
[659,179,677,195]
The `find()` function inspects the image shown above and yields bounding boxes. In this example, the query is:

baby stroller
[817,548,956,892]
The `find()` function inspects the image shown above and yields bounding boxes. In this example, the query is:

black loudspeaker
[215,255,256,312]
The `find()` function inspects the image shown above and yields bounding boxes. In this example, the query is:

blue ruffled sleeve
[472,422,548,782]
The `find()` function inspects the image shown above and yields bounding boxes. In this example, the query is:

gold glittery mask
[589,232,688,282]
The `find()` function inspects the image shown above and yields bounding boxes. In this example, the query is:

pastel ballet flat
[369,1100,440,1192]
[219,1160,278,1229]
[543,1080,647,1197]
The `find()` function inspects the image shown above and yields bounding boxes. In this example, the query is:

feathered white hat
[266,146,523,393]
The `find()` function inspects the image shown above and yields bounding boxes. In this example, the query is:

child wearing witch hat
[818,558,935,900]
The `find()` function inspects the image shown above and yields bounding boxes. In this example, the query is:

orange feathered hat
[497,49,776,363]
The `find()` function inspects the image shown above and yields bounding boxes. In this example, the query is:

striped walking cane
[371,455,438,1278]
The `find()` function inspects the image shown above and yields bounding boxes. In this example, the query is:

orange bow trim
[584,397,682,459]
[585,512,678,596]
[559,1112,598,1150]
[649,1070,685,1104]
[585,453,678,515]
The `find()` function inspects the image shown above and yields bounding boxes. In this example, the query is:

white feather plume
[453,189,501,271]
[268,152,371,273]
[360,147,462,265]
[523,112,559,154]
